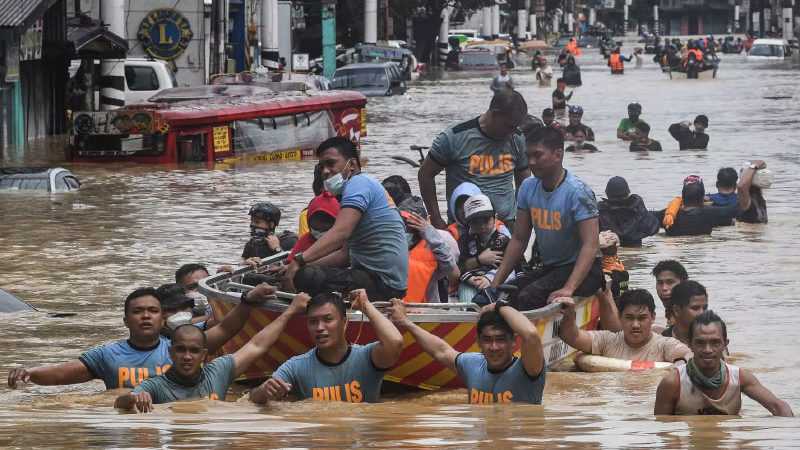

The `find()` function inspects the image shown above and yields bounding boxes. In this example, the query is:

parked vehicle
[0,288,35,313]
[448,48,500,71]
[331,62,407,97]
[0,167,80,192]
[69,82,367,165]
[123,58,178,104]
[747,39,793,60]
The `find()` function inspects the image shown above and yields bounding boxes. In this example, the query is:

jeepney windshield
[331,68,388,89]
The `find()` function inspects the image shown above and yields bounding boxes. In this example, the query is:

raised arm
[491,208,531,287]
[388,299,459,371]
[653,369,680,415]
[490,303,544,377]
[205,283,276,354]
[7,360,93,388]
[231,293,309,377]
[551,297,593,353]
[598,286,621,331]
[350,290,403,370]
[548,217,599,301]
[740,368,794,417]
[737,160,765,212]
[418,156,446,229]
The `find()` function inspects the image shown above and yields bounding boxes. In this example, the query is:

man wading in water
[250,289,403,403]
[7,285,274,390]
[654,311,793,416]
[115,293,309,412]
[388,296,546,404]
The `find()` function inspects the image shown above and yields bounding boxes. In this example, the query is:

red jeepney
[69,82,367,166]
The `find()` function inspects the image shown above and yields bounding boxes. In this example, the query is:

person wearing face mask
[241,202,297,267]
[418,89,529,232]
[174,263,213,325]
[289,192,340,262]
[399,198,459,303]
[155,283,206,333]
[456,194,514,304]
[285,137,409,302]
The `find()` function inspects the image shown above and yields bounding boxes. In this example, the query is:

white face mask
[323,160,353,196]
[185,291,208,309]
[310,229,326,240]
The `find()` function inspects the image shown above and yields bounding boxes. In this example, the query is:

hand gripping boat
[198,253,601,390]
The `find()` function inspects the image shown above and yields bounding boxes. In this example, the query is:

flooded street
[1,49,800,448]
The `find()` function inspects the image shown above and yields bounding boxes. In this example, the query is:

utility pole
[322,0,337,79]
[100,0,125,110]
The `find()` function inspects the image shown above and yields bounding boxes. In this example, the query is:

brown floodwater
[1,48,799,448]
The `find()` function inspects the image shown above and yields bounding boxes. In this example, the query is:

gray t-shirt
[272,342,385,403]
[340,173,408,292]
[131,355,235,404]
[456,352,546,404]
[429,117,527,222]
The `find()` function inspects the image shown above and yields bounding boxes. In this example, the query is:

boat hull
[207,294,600,390]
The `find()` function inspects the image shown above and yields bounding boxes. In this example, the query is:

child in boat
[599,231,629,306]
[289,192,340,261]
[456,194,513,304]
[242,202,297,266]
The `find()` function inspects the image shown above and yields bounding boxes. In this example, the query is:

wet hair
[542,108,554,117]
[175,263,208,284]
[477,310,514,337]
[688,310,727,342]
[315,136,360,166]
[682,182,705,205]
[670,280,708,309]
[635,121,650,134]
[307,292,347,318]
[124,287,160,315]
[382,175,412,205]
[525,126,564,152]
[172,323,208,348]
[716,167,738,190]
[489,89,528,122]
[617,289,656,315]
[652,260,689,280]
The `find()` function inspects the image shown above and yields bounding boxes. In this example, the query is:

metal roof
[0,0,59,30]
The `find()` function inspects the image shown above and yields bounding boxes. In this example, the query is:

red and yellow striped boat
[199,256,600,391]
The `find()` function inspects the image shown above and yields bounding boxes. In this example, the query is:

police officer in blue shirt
[388,293,546,404]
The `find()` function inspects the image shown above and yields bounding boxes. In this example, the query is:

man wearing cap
[491,127,603,310]
[419,89,530,232]
[398,197,459,303]
[598,176,659,247]
[617,103,648,141]
[669,115,710,150]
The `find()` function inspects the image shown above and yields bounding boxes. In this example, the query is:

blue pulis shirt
[456,353,546,404]
[271,343,386,403]
[80,336,172,389]
[341,173,408,291]
[517,170,598,266]
[132,355,235,404]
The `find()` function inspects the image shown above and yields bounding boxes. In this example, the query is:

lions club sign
[137,9,193,60]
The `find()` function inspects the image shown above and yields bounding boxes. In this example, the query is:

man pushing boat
[7,284,275,390]
[387,288,546,404]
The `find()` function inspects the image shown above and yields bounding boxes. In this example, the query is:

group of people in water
[6,82,790,417]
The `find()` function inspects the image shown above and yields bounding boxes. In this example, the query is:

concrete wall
[84,0,207,87]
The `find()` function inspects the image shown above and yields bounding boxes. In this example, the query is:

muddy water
[1,50,800,448]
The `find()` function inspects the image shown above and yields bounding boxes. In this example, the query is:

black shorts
[508,258,604,311]
[293,265,406,302]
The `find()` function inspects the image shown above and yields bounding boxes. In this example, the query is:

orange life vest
[609,53,624,72]
[446,219,506,242]
[688,48,703,61]
[403,240,438,303]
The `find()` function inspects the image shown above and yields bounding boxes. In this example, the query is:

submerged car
[330,62,407,97]
[450,48,500,71]
[0,167,80,192]
[747,39,793,60]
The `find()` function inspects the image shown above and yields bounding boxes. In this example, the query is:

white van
[747,39,793,60]
[69,58,177,106]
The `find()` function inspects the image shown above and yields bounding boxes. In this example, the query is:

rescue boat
[198,253,601,390]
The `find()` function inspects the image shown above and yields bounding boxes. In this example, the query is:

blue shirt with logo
[272,342,385,403]
[517,170,598,266]
[456,352,546,404]
[341,174,408,292]
[79,336,172,389]
[132,355,235,404]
